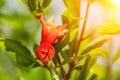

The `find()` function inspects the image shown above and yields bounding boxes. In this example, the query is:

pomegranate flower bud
[35,15,67,62]
[36,43,55,62]
[40,15,68,44]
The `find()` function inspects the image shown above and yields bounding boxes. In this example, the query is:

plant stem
[56,54,67,80]
[66,1,90,79]
[66,62,76,80]
[76,1,90,56]
[43,62,50,71]
[107,39,113,80]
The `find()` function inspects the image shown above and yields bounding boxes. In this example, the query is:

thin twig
[76,1,90,56]
[43,62,50,71]
[65,1,90,79]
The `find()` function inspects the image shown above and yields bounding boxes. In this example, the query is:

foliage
[0,0,120,80]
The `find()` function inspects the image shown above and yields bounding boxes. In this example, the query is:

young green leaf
[62,9,74,24]
[80,35,111,55]
[21,0,42,13]
[112,49,120,63]
[42,0,52,9]
[88,48,108,58]
[69,28,78,42]
[63,0,80,17]
[96,23,120,34]
[0,39,35,67]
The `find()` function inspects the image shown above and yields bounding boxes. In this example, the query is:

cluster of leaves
[1,0,120,80]
[21,0,52,16]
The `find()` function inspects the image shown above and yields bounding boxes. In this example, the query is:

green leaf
[0,39,35,67]
[112,49,120,63]
[62,9,74,24]
[0,40,6,49]
[54,18,81,52]
[56,54,89,68]
[80,35,111,55]
[62,9,83,24]
[33,43,38,53]
[69,28,78,42]
[56,48,108,68]
[21,0,42,13]
[78,56,97,80]
[78,48,107,80]
[96,23,120,34]
[88,48,108,58]
[42,0,52,9]
[63,0,80,17]
[0,49,18,79]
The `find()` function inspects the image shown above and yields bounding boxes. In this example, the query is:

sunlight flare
[111,0,120,6]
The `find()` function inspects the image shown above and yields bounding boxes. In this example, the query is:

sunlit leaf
[80,35,111,55]
[91,63,107,80]
[62,9,74,24]
[88,48,108,58]
[69,28,78,42]
[112,49,120,63]
[63,0,80,17]
[96,23,120,34]
[98,0,117,9]
[0,40,5,49]
[42,0,52,9]
[0,39,35,67]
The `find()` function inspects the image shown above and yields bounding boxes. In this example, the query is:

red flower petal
[40,15,68,44]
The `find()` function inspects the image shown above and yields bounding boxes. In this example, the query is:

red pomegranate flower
[35,15,67,62]
[40,15,68,44]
